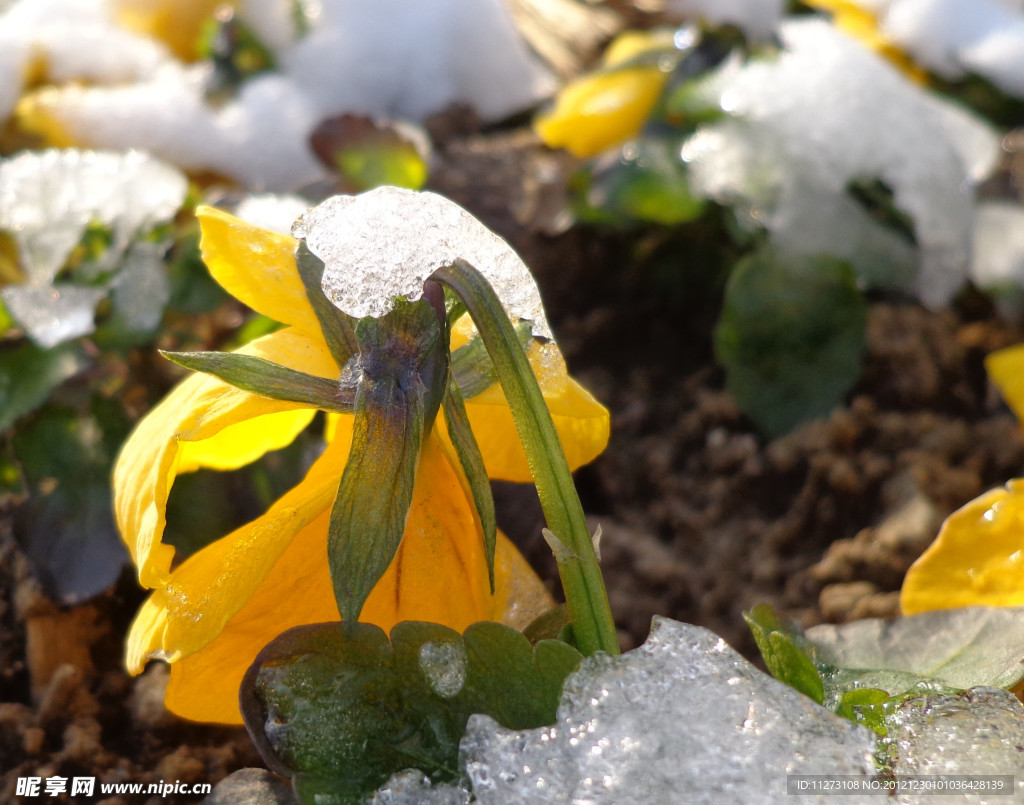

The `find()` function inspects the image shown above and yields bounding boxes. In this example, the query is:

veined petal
[157,435,550,724]
[986,344,1024,423]
[197,206,322,338]
[113,327,339,588]
[901,481,1024,614]
[456,362,609,483]
[126,420,354,674]
[449,316,610,480]
[177,408,316,473]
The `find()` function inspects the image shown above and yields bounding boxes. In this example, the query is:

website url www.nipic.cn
[16,776,212,798]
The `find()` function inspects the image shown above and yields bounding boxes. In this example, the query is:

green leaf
[573,136,705,227]
[714,246,867,437]
[743,604,824,705]
[295,242,359,367]
[162,350,353,413]
[442,378,496,590]
[0,342,88,432]
[327,299,446,621]
[10,406,127,603]
[240,620,582,804]
[806,606,1024,695]
[310,115,429,192]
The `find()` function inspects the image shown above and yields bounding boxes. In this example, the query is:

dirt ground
[3,122,1024,803]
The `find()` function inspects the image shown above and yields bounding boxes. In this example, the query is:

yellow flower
[900,344,1024,613]
[804,0,928,83]
[109,0,227,62]
[116,206,610,724]
[534,29,677,159]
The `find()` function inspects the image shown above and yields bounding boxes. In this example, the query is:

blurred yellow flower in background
[534,29,676,158]
[901,344,1024,614]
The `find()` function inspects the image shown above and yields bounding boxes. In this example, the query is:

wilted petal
[901,481,1024,613]
[113,327,339,588]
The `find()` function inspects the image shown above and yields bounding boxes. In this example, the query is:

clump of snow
[876,0,1024,98]
[970,200,1024,316]
[665,0,784,40]
[0,0,167,122]
[0,0,553,191]
[296,187,552,340]
[681,18,998,306]
[460,617,877,805]
[234,193,311,235]
[0,149,186,347]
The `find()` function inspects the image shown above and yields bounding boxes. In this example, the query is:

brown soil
[4,122,1024,802]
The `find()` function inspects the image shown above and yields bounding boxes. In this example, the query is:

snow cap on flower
[294,186,553,340]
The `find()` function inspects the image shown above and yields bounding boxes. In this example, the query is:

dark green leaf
[162,350,353,413]
[327,300,445,621]
[743,604,824,704]
[295,242,359,367]
[442,379,495,589]
[522,604,575,645]
[0,342,88,432]
[240,619,583,804]
[11,406,127,602]
[714,246,867,437]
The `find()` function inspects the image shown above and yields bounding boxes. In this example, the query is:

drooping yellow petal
[448,318,610,481]
[177,408,316,473]
[901,481,1024,614]
[126,419,353,675]
[158,430,550,724]
[110,0,228,62]
[986,344,1024,424]
[113,327,339,589]
[454,344,609,482]
[197,206,323,338]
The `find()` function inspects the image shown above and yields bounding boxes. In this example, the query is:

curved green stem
[431,260,619,656]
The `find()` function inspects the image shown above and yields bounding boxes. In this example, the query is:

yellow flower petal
[156,436,549,724]
[110,0,228,62]
[535,67,667,159]
[127,421,354,674]
[986,344,1024,423]
[15,91,79,149]
[197,206,323,338]
[535,29,676,159]
[901,480,1024,614]
[456,347,609,481]
[177,408,316,473]
[113,327,338,589]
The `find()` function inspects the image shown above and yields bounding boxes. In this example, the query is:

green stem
[431,260,619,656]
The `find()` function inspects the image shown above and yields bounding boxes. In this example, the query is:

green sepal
[743,604,825,705]
[240,619,583,804]
[295,241,359,367]
[442,378,496,591]
[327,299,446,622]
[161,350,354,413]
[450,320,532,399]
